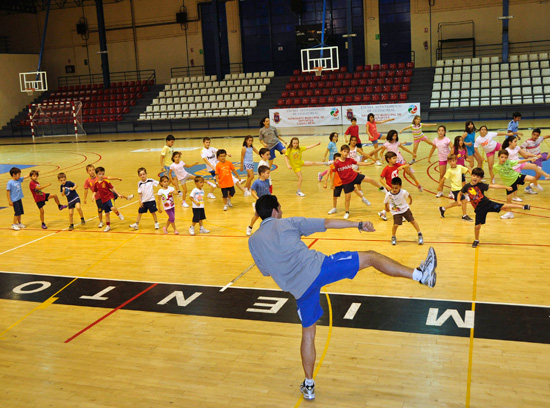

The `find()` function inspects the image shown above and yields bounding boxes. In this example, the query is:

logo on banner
[408,105,418,115]
[330,108,340,117]
[273,112,280,124]
[346,108,354,120]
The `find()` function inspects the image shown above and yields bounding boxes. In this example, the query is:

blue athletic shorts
[269,142,286,159]
[296,251,360,328]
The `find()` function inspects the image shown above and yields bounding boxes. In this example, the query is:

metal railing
[170,63,244,79]
[436,39,550,62]
[58,69,156,87]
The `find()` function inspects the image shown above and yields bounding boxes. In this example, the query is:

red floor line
[64,283,158,343]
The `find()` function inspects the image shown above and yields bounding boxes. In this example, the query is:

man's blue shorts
[269,142,286,160]
[296,251,360,328]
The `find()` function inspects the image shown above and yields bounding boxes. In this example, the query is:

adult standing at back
[259,117,288,167]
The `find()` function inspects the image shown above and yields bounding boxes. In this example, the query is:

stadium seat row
[139,108,253,120]
[277,93,408,107]
[159,86,265,97]
[146,100,257,112]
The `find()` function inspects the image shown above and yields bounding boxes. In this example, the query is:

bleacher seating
[430,53,550,108]
[29,80,152,124]
[277,62,414,108]
[139,71,274,120]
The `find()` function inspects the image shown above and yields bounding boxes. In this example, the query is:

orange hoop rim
[313,67,323,76]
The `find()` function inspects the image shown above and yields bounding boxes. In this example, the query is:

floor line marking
[465,246,479,408]
[64,283,158,343]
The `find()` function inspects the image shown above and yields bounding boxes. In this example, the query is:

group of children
[6,113,548,246]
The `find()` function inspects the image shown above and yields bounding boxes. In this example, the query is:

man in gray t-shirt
[259,117,287,166]
[248,195,437,401]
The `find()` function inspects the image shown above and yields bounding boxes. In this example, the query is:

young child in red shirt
[91,166,128,232]
[344,117,361,147]
[83,164,126,228]
[378,151,413,221]
[28,170,66,229]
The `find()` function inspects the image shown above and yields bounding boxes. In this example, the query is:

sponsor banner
[269,106,342,127]
[342,103,420,125]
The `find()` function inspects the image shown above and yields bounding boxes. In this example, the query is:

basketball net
[314,67,323,77]
[25,88,35,96]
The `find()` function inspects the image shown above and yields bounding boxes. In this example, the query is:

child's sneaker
[199,227,210,234]
[104,225,111,232]
[163,226,168,234]
[530,182,543,192]
[223,205,228,211]
[343,212,350,219]
[11,224,20,231]
[511,197,523,202]
[68,225,74,231]
[391,236,396,245]
[178,191,183,197]
[378,211,387,221]
[362,197,371,206]
[317,172,323,182]
[524,186,538,194]
[98,222,103,228]
[500,212,514,219]
[17,223,26,228]
[409,159,416,164]
[417,184,423,192]
[416,247,437,287]
[435,191,443,198]
[154,222,160,229]
[244,189,252,197]
[80,218,86,224]
[300,381,315,400]
[246,226,253,236]
[130,223,139,230]
[375,160,382,166]
[296,191,305,197]
[182,201,190,208]
[58,204,67,210]
[228,199,233,207]
[174,230,179,235]
[448,191,455,199]
[523,204,531,210]
[472,240,480,248]
[127,194,134,200]
[118,213,124,220]
[42,223,47,229]
[418,234,424,245]
[189,226,195,236]
[327,208,337,215]
[439,207,445,218]
[461,215,473,222]
[207,193,216,199]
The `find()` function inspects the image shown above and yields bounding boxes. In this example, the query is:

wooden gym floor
[0,119,549,407]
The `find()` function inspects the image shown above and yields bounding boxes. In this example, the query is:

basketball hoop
[314,67,323,77]
[25,88,35,96]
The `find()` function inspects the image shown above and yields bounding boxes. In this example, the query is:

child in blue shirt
[6,167,28,230]
[246,165,271,236]
[58,172,85,230]
[318,132,338,182]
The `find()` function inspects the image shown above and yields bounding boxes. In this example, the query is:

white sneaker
[524,186,538,195]
[511,197,523,202]
[129,223,139,230]
[362,197,371,206]
[126,194,134,200]
[417,247,437,288]
[104,225,111,232]
[296,191,305,197]
[223,205,228,211]
[11,224,20,231]
[246,226,253,236]
[207,193,216,199]
[317,172,323,182]
[327,208,337,214]
[448,191,455,199]
[375,160,382,166]
[200,227,210,234]
[17,223,26,228]
[189,226,195,236]
[98,222,104,228]
[118,213,124,220]
[378,211,387,221]
[300,381,315,401]
[435,191,443,198]
[182,201,190,208]
[154,222,160,229]
[500,212,515,219]
[228,199,233,207]
[344,212,350,219]
[207,181,217,188]
[243,190,250,197]
[531,182,543,192]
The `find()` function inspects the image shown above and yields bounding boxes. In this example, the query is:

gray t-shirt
[259,126,280,149]
[248,217,327,299]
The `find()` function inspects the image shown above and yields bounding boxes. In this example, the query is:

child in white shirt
[189,176,209,236]
[130,167,160,230]
[384,176,423,246]
[157,176,178,234]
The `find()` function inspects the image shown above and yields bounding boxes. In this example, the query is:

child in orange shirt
[215,149,241,211]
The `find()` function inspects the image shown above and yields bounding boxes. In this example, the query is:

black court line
[0,271,549,345]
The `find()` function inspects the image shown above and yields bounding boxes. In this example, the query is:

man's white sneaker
[417,247,437,288]
[531,182,543,192]
[296,191,305,197]
[362,197,371,206]
[343,212,350,219]
[327,207,337,214]
[118,213,124,220]
[246,226,253,236]
[300,381,315,400]
[500,212,514,219]
[207,193,216,199]
[129,223,139,230]
[98,222,104,228]
[511,197,523,202]
[104,225,111,232]
[199,227,210,234]
[11,224,20,231]
[189,226,195,236]
[182,201,190,208]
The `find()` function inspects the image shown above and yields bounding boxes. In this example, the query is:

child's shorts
[244,163,254,171]
[534,152,548,167]
[165,207,175,223]
[221,186,235,198]
[356,142,363,148]
[333,185,343,198]
[36,194,50,209]
[438,160,448,166]
[178,173,193,184]
[343,173,365,194]
[369,133,381,142]
[209,170,216,178]
[508,174,526,195]
[475,201,504,225]
[102,200,114,213]
[68,198,81,209]
[96,198,104,212]
[192,208,206,223]
[462,173,466,182]
[138,200,158,214]
[414,136,428,143]
[296,251,359,328]
[13,199,24,216]
[393,208,414,225]
[451,190,465,202]
[485,143,502,158]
